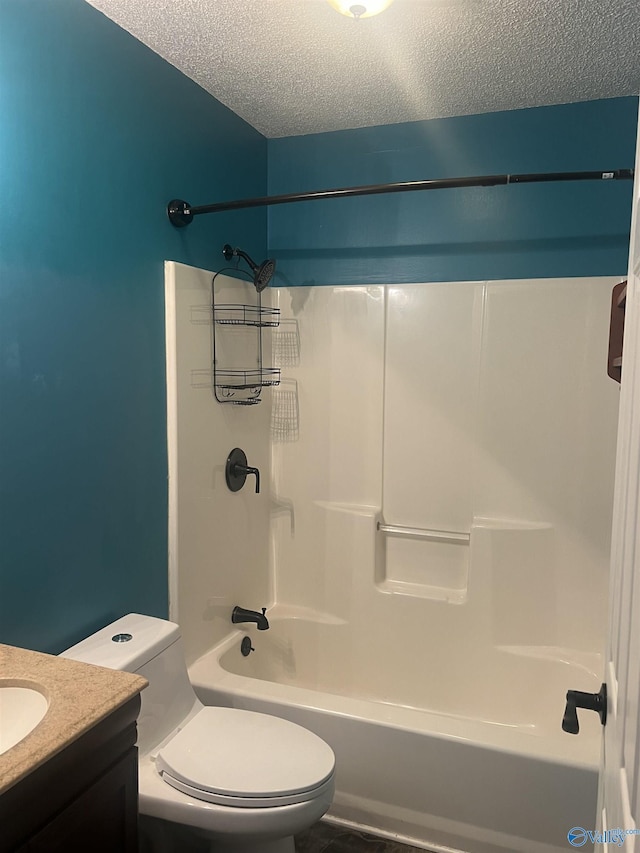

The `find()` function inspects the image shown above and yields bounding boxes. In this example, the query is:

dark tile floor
[295,821,430,852]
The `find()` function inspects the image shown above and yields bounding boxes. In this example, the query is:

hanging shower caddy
[212,287,281,405]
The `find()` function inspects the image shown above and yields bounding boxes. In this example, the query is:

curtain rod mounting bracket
[168,199,194,228]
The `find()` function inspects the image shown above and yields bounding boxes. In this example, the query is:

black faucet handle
[244,465,260,494]
[225,448,260,494]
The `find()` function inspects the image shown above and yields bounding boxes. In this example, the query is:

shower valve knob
[225,448,260,494]
[562,683,607,734]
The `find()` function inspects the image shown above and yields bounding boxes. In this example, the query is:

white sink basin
[0,686,49,756]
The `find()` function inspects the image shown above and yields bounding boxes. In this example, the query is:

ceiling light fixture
[327,0,394,19]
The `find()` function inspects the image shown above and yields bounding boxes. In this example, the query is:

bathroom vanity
[0,643,146,853]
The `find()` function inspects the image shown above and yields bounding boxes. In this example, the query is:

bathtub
[189,609,601,853]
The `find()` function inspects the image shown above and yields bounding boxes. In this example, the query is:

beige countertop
[0,643,146,796]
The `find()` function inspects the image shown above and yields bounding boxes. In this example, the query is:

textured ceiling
[86,0,640,138]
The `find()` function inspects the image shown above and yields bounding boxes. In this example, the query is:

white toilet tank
[61,613,201,755]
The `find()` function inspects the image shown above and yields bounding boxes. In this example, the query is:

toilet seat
[156,708,335,809]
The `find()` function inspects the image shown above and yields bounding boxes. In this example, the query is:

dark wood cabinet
[0,696,140,853]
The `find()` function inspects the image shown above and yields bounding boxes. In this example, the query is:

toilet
[61,613,335,853]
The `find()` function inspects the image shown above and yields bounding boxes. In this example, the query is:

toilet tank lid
[60,613,181,673]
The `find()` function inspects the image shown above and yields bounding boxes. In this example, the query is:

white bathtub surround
[169,270,621,852]
[165,262,273,664]
[268,278,617,851]
[271,280,619,653]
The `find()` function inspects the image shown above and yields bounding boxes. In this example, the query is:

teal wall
[267,98,638,285]
[0,0,267,653]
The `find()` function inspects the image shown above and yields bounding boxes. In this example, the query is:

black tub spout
[232,606,269,630]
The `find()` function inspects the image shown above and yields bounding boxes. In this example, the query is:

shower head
[222,244,277,292]
[254,258,276,293]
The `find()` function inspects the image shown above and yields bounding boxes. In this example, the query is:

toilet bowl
[61,613,335,853]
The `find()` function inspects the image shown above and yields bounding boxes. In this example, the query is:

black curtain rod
[167,168,634,227]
